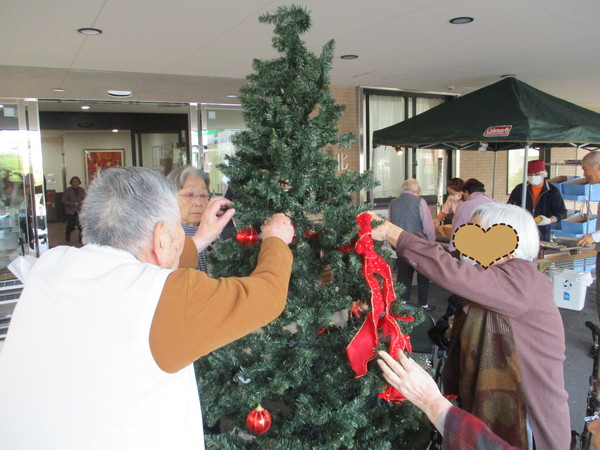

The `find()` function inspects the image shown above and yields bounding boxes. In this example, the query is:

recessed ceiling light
[81,105,90,110]
[449,17,474,25]
[112,129,119,133]
[107,90,132,98]
[340,54,358,60]
[226,94,238,98]
[52,88,66,92]
[78,27,102,35]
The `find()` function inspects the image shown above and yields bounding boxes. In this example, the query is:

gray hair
[469,202,539,261]
[582,151,600,167]
[166,166,210,191]
[80,167,180,258]
[400,178,421,194]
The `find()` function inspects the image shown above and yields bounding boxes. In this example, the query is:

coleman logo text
[483,125,512,137]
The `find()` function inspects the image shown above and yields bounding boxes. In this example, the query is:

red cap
[527,160,545,174]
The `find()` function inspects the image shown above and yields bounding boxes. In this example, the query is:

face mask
[450,194,461,201]
[460,254,478,265]
[528,175,543,186]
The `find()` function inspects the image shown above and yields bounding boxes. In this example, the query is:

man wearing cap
[507,159,567,242]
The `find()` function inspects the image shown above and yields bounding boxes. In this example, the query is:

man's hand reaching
[192,198,235,252]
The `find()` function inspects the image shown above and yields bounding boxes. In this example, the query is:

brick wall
[329,85,360,173]
[459,151,509,201]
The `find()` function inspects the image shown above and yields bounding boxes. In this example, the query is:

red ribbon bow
[346,213,413,401]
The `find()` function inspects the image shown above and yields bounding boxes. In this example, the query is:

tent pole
[492,152,497,198]
[521,145,529,208]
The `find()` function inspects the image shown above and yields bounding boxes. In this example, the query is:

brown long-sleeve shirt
[150,236,293,373]
[395,231,570,450]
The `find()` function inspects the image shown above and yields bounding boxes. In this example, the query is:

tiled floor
[47,220,83,249]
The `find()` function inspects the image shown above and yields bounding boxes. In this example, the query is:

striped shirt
[181,223,207,273]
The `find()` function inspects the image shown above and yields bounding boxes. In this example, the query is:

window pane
[416,149,447,196]
[204,129,239,196]
[507,148,540,193]
[370,95,405,200]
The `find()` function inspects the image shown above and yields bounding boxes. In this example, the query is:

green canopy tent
[372,77,600,207]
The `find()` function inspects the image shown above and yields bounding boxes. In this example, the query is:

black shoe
[421,305,436,313]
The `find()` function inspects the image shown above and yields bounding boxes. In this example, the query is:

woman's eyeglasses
[178,192,212,201]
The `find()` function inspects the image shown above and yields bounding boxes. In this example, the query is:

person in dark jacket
[507,159,566,242]
[62,176,86,243]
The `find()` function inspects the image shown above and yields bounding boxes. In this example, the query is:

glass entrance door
[0,99,47,274]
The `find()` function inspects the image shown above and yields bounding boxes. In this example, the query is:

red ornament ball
[304,229,320,241]
[236,227,259,246]
[246,405,271,434]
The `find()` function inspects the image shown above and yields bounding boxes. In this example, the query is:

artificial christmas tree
[196,5,428,448]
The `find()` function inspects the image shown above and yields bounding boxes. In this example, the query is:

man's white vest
[0,244,204,449]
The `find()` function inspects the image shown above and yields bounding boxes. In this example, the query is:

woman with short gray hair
[368,202,569,449]
[167,166,212,273]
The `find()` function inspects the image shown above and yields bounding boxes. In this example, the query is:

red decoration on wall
[236,227,259,246]
[246,405,272,434]
[346,213,414,403]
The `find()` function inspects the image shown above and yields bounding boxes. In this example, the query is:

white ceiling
[1,0,599,111]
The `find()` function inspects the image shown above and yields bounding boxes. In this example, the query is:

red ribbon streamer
[346,213,413,401]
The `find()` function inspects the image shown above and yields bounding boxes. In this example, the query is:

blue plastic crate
[563,178,600,201]
[549,176,580,194]
[553,230,584,238]
[560,213,597,234]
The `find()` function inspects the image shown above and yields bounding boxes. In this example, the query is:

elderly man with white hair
[578,151,600,324]
[369,202,569,450]
[0,166,294,450]
[388,178,436,312]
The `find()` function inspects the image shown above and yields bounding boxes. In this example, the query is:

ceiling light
[78,27,102,35]
[107,90,132,98]
[449,17,474,25]
[0,105,3,108]
[81,105,90,110]
[340,54,358,60]
[52,88,66,92]
[226,95,238,98]
[112,129,119,133]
